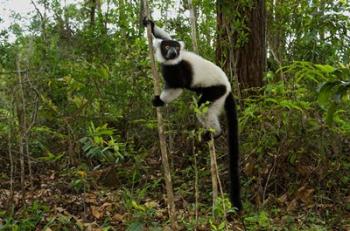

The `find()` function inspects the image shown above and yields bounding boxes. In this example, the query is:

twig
[192,138,199,229]
[22,64,40,130]
[0,70,29,75]
[262,154,277,204]
[31,0,44,22]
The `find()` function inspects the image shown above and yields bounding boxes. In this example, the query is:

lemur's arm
[152,88,183,107]
[143,18,172,40]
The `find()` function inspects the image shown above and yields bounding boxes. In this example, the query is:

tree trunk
[267,0,286,68]
[188,0,198,53]
[90,0,96,27]
[216,0,266,93]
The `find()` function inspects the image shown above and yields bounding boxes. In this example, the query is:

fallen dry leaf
[277,193,288,204]
[244,162,254,175]
[91,206,103,219]
[56,207,66,213]
[100,202,112,211]
[144,201,158,209]
[112,213,124,222]
[345,195,350,203]
[295,186,314,205]
[287,199,298,211]
[83,222,101,231]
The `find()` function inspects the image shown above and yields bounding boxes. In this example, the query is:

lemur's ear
[179,41,185,49]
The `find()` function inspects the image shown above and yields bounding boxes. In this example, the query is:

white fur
[153,25,172,40]
[160,88,183,103]
[153,40,232,135]
[182,51,231,92]
[182,51,231,135]
[153,41,230,91]
[153,39,185,65]
[197,95,227,136]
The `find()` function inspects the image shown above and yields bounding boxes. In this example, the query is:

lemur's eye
[165,45,170,49]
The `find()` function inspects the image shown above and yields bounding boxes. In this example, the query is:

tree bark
[90,0,96,27]
[216,0,266,93]
[188,0,198,53]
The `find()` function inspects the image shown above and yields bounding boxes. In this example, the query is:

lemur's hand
[143,17,154,28]
[152,95,165,107]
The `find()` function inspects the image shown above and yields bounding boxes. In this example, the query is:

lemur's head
[160,40,181,59]
[153,39,185,64]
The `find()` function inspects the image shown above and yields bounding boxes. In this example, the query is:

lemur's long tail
[224,93,242,211]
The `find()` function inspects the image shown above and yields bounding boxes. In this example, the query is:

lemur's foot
[142,17,154,27]
[202,131,222,142]
[152,95,165,107]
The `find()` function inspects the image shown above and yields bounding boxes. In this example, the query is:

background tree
[216,0,266,93]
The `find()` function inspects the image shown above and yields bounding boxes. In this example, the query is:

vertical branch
[8,96,15,207]
[24,133,33,188]
[208,137,218,206]
[191,138,199,229]
[188,0,198,53]
[188,1,221,209]
[225,24,243,108]
[16,57,26,204]
[24,69,39,188]
[141,0,177,229]
[214,145,226,217]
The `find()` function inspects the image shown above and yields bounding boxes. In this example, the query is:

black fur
[192,85,227,106]
[161,61,227,104]
[151,23,242,210]
[152,95,165,107]
[161,61,193,88]
[224,93,242,211]
[143,17,154,30]
[143,18,170,40]
[160,40,181,60]
[202,130,223,142]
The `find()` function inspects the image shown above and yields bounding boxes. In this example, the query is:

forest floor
[1,164,349,231]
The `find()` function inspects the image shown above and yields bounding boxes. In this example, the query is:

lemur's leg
[153,88,183,107]
[197,96,225,137]
[196,85,227,138]
[161,88,183,103]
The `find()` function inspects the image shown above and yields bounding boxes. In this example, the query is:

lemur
[144,19,242,211]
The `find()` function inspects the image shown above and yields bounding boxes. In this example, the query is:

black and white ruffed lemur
[144,19,242,211]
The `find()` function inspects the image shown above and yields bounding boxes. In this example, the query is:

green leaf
[325,103,337,125]
[318,81,338,108]
[126,222,144,231]
[315,64,335,73]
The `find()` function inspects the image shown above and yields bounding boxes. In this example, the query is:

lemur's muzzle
[166,47,177,59]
